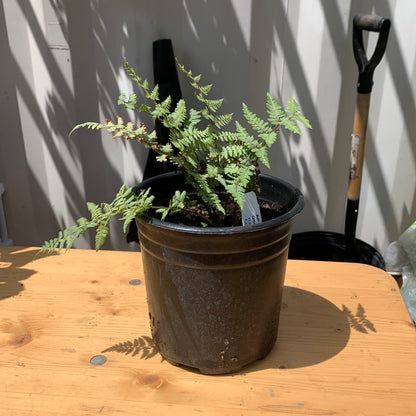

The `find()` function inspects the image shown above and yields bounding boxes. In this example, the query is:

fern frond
[78,117,158,147]
[242,103,273,135]
[159,96,172,112]
[188,108,201,125]
[220,142,246,161]
[123,58,142,85]
[233,122,269,167]
[54,60,311,244]
[69,122,107,136]
[118,93,137,110]
[210,113,233,128]
[266,94,311,134]
[40,185,155,253]
[286,98,312,129]
[199,98,224,112]
[87,202,101,218]
[166,99,187,128]
[217,131,238,144]
[95,224,110,251]
[217,164,256,210]
[155,190,196,221]
[259,131,277,147]
[285,98,299,118]
[294,112,312,129]
[266,93,286,126]
[190,173,225,214]
[199,84,213,95]
[280,117,301,135]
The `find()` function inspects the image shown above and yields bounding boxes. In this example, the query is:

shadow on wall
[1,0,414,251]
[324,0,416,246]
[164,0,416,245]
[0,1,62,246]
[365,0,416,241]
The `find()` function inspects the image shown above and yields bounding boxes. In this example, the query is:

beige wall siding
[0,0,415,252]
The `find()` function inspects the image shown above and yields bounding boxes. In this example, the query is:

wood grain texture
[1,246,415,415]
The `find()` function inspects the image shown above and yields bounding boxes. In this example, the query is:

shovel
[289,14,391,269]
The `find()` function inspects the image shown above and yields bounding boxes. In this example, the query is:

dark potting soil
[159,200,286,228]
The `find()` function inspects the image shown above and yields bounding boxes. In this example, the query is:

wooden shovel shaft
[348,92,371,201]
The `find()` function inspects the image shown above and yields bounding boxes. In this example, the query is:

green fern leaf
[259,131,277,147]
[118,93,137,110]
[149,84,159,101]
[199,84,213,95]
[286,98,312,129]
[188,108,201,125]
[199,98,223,112]
[69,122,105,136]
[211,113,233,128]
[191,173,224,214]
[242,103,273,134]
[280,117,301,135]
[285,98,299,118]
[95,224,109,251]
[294,112,312,129]
[160,95,172,110]
[167,99,187,128]
[87,202,100,218]
[266,93,286,126]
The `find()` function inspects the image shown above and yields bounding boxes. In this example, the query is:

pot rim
[137,172,304,235]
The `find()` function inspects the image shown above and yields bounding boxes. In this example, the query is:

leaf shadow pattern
[102,335,162,360]
[342,303,376,334]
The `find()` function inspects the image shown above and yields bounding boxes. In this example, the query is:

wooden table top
[0,246,415,415]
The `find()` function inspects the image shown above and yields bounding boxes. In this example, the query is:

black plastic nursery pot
[135,172,304,374]
[289,231,385,269]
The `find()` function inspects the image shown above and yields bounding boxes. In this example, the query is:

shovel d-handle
[353,14,391,94]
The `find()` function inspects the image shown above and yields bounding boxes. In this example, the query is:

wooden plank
[0,246,415,415]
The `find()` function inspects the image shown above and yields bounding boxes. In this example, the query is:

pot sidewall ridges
[135,172,304,374]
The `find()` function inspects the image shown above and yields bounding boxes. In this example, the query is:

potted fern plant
[41,59,310,374]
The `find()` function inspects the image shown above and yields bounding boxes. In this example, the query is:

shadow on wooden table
[247,286,355,372]
[102,335,160,360]
[100,286,376,374]
[0,246,54,300]
[341,303,377,334]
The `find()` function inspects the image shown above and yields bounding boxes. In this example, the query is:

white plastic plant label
[242,191,262,226]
